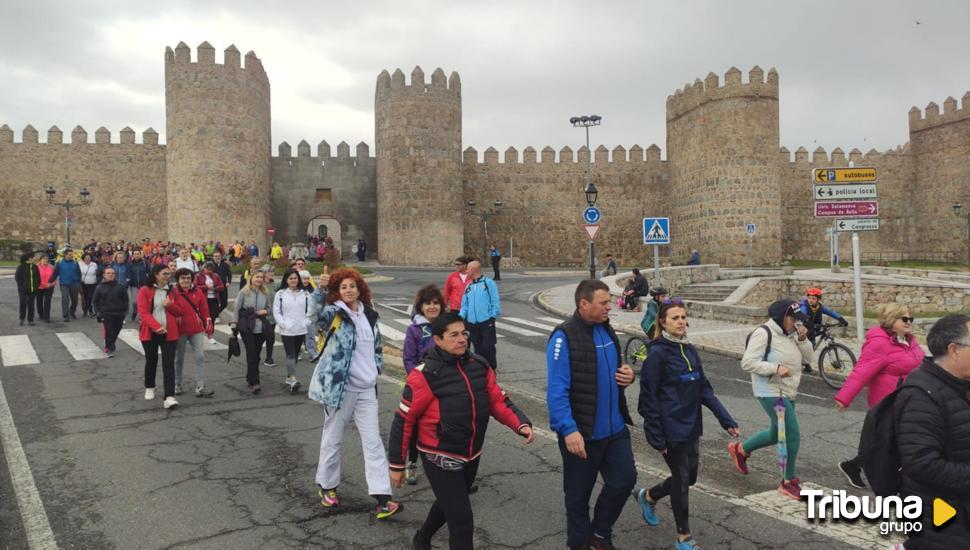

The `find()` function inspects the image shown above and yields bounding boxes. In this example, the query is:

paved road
[0,268,902,548]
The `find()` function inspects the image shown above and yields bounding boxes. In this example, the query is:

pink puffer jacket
[834,326,925,408]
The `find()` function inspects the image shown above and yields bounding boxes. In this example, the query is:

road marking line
[55,332,106,360]
[380,323,407,342]
[0,335,40,366]
[0,377,58,549]
[215,325,234,336]
[495,322,543,337]
[537,316,564,324]
[503,317,557,332]
[118,329,145,355]
[392,318,412,327]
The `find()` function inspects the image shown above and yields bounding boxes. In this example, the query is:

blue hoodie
[49,258,81,286]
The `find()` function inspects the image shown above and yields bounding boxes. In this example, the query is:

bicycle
[810,322,857,389]
[624,335,650,374]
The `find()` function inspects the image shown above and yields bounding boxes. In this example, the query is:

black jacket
[15,263,41,293]
[554,313,633,438]
[213,260,232,286]
[895,359,970,550]
[92,280,130,317]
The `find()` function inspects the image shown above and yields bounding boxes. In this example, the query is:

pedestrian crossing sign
[642,217,670,245]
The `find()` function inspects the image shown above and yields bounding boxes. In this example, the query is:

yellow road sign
[934,498,957,527]
[813,167,877,183]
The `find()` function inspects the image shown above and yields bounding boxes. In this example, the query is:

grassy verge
[0,260,19,268]
[785,259,969,272]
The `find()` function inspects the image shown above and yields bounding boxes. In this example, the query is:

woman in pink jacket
[833,303,924,489]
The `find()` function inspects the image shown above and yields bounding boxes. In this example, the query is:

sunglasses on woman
[662,298,684,305]
[900,316,914,323]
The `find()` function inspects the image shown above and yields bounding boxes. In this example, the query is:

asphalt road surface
[0,267,903,549]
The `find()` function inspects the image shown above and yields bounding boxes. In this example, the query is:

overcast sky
[1,1,968,158]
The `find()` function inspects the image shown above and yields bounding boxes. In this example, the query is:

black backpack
[744,325,772,362]
[857,379,943,497]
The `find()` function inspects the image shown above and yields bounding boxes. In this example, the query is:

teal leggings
[741,397,800,480]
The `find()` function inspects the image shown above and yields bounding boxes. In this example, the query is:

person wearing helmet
[799,288,848,373]
[640,287,668,338]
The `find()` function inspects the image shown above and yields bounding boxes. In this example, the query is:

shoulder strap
[761,325,772,362]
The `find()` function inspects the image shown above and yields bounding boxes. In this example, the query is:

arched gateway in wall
[306,216,341,250]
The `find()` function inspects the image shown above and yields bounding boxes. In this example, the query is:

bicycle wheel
[817,343,857,390]
[624,336,649,374]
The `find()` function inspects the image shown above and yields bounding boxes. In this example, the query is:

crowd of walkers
[13,242,969,550]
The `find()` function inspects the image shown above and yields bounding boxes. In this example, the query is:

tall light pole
[954,202,969,264]
[571,114,601,279]
[468,198,502,263]
[46,185,92,247]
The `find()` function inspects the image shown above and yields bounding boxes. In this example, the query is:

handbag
[227,329,241,361]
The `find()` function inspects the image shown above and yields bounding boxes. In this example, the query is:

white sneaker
[144,388,156,400]
[163,396,179,409]
[207,338,217,345]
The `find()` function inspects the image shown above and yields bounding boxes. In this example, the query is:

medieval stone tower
[665,66,782,265]
[164,42,272,249]
[375,67,463,266]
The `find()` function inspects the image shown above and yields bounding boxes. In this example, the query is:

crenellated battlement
[780,143,911,166]
[273,139,374,161]
[908,92,970,132]
[375,66,461,100]
[165,41,267,82]
[666,66,778,122]
[0,124,162,145]
[461,143,665,166]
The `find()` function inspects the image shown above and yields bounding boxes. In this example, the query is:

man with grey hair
[895,314,970,549]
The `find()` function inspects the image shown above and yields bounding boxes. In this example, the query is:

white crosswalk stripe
[118,329,145,355]
[503,317,557,332]
[380,323,407,342]
[388,317,504,338]
[0,335,40,366]
[56,332,106,360]
[494,322,543,337]
[537,316,564,324]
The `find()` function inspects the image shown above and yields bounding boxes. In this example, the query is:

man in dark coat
[895,314,970,550]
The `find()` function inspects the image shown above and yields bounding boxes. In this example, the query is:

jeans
[59,283,80,319]
[102,315,125,352]
[742,397,801,480]
[558,428,637,548]
[142,334,176,398]
[18,290,36,322]
[416,455,481,550]
[37,288,54,320]
[81,283,97,315]
[467,319,498,370]
[648,438,700,535]
[241,331,266,385]
[175,332,207,390]
[281,334,305,377]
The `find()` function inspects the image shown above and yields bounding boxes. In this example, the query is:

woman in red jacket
[388,311,534,550]
[137,264,184,409]
[194,262,226,330]
[172,268,215,398]
[833,303,924,488]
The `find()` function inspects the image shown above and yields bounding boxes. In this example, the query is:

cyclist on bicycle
[640,287,668,339]
[799,287,848,373]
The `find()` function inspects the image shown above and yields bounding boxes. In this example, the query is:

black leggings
[648,438,699,535]
[241,331,267,386]
[37,288,54,320]
[417,455,480,550]
[18,290,36,322]
[103,315,125,352]
[81,283,98,315]
[142,334,176,398]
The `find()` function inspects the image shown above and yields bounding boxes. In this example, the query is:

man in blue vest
[547,279,637,550]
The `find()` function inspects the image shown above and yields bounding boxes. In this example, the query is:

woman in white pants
[307,268,401,520]
[273,268,309,393]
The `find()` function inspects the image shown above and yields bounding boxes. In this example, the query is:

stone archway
[307,216,342,252]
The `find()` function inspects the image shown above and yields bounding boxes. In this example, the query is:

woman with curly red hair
[308,268,402,520]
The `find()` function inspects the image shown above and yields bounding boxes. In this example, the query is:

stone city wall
[270,140,377,260]
[0,125,167,245]
[461,145,670,267]
[738,277,970,313]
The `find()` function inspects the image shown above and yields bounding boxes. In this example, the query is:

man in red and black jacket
[388,311,534,550]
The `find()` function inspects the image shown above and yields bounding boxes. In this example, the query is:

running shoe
[250,384,261,394]
[195,387,215,398]
[264,358,277,367]
[103,347,114,358]
[375,500,403,520]
[286,377,302,394]
[405,463,418,485]
[163,396,179,409]
[174,384,184,396]
[318,488,339,508]
[635,488,659,526]
[144,387,156,400]
[838,460,866,489]
[675,537,701,549]
[727,441,749,475]
[779,478,802,500]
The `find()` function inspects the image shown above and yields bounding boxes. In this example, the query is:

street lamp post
[953,202,970,264]
[468,198,502,263]
[571,114,601,279]
[46,185,92,247]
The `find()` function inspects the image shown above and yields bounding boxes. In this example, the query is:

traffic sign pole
[852,232,864,339]
[653,245,661,288]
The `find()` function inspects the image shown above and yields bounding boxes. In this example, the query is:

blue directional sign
[643,217,670,245]
[583,206,601,224]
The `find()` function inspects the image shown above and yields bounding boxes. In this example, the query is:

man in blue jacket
[48,248,82,322]
[459,260,501,370]
[547,279,637,550]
